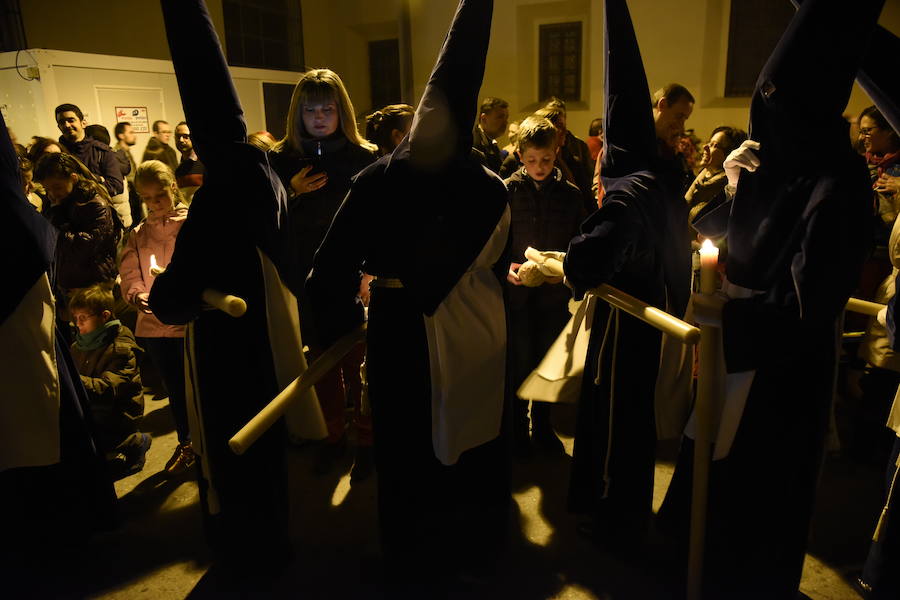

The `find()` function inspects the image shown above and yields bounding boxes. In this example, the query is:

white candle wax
[699,239,719,295]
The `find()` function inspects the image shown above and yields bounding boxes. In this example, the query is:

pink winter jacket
[119,204,188,338]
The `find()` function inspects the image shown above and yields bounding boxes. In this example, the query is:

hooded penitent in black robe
[657,0,883,597]
[0,111,117,576]
[564,0,691,548]
[307,0,511,587]
[149,0,324,579]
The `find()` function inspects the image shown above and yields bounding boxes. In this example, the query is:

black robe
[657,0,881,593]
[658,152,873,598]
[0,109,116,568]
[564,171,689,544]
[307,151,511,582]
[149,0,300,576]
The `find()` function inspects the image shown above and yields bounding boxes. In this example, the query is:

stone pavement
[10,396,885,599]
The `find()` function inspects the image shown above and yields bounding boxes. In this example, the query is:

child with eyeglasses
[69,284,150,480]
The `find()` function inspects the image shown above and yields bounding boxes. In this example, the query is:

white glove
[516,261,547,287]
[723,140,761,188]
[877,306,888,327]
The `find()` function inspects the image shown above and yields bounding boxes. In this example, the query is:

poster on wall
[114,107,149,133]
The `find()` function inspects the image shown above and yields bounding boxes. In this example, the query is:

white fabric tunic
[0,274,60,472]
[424,206,510,465]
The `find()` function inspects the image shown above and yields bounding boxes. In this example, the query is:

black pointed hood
[152,0,303,314]
[790,0,898,136]
[400,0,493,172]
[375,0,507,316]
[160,0,246,168]
[725,0,884,291]
[599,0,657,179]
[743,0,883,175]
[858,25,900,136]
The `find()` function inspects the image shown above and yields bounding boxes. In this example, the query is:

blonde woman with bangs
[268,68,377,477]
[119,159,193,476]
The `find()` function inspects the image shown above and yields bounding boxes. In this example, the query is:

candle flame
[701,238,714,252]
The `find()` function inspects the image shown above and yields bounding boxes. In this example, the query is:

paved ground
[9,393,887,599]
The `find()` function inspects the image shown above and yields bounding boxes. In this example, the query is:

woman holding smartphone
[269,69,376,475]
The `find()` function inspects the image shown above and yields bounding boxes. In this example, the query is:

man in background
[55,103,123,197]
[174,121,204,204]
[472,96,509,173]
[115,122,143,226]
[142,120,178,173]
[587,117,603,162]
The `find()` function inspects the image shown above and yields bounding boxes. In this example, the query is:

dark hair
[859,105,899,140]
[69,284,115,316]
[152,120,169,133]
[709,126,748,154]
[114,122,130,138]
[18,155,33,174]
[589,118,603,137]
[54,103,84,121]
[34,152,111,204]
[652,83,695,109]
[26,137,62,164]
[479,97,509,116]
[176,121,188,129]
[85,124,110,145]
[365,104,415,155]
[517,116,558,152]
[13,143,27,158]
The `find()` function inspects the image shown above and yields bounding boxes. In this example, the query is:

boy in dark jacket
[69,284,150,480]
[506,116,585,457]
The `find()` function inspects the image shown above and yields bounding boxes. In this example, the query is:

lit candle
[699,239,718,295]
[149,254,165,277]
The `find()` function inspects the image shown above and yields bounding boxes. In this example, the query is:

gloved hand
[516,261,547,287]
[723,140,761,188]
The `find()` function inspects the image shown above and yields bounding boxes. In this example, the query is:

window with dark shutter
[369,39,401,110]
[0,0,26,52]
[262,82,295,140]
[222,0,304,72]
[724,0,793,97]
[539,21,582,103]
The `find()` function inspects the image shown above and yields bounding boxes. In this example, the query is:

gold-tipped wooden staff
[228,323,367,455]
[522,248,700,344]
[149,256,247,318]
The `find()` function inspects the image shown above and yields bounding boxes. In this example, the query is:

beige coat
[859,217,900,371]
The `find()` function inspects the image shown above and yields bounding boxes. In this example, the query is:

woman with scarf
[861,105,900,245]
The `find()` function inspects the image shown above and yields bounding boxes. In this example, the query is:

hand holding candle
[699,239,719,295]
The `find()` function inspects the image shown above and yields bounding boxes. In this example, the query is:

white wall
[0,49,301,160]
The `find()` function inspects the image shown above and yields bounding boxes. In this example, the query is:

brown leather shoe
[166,442,196,476]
